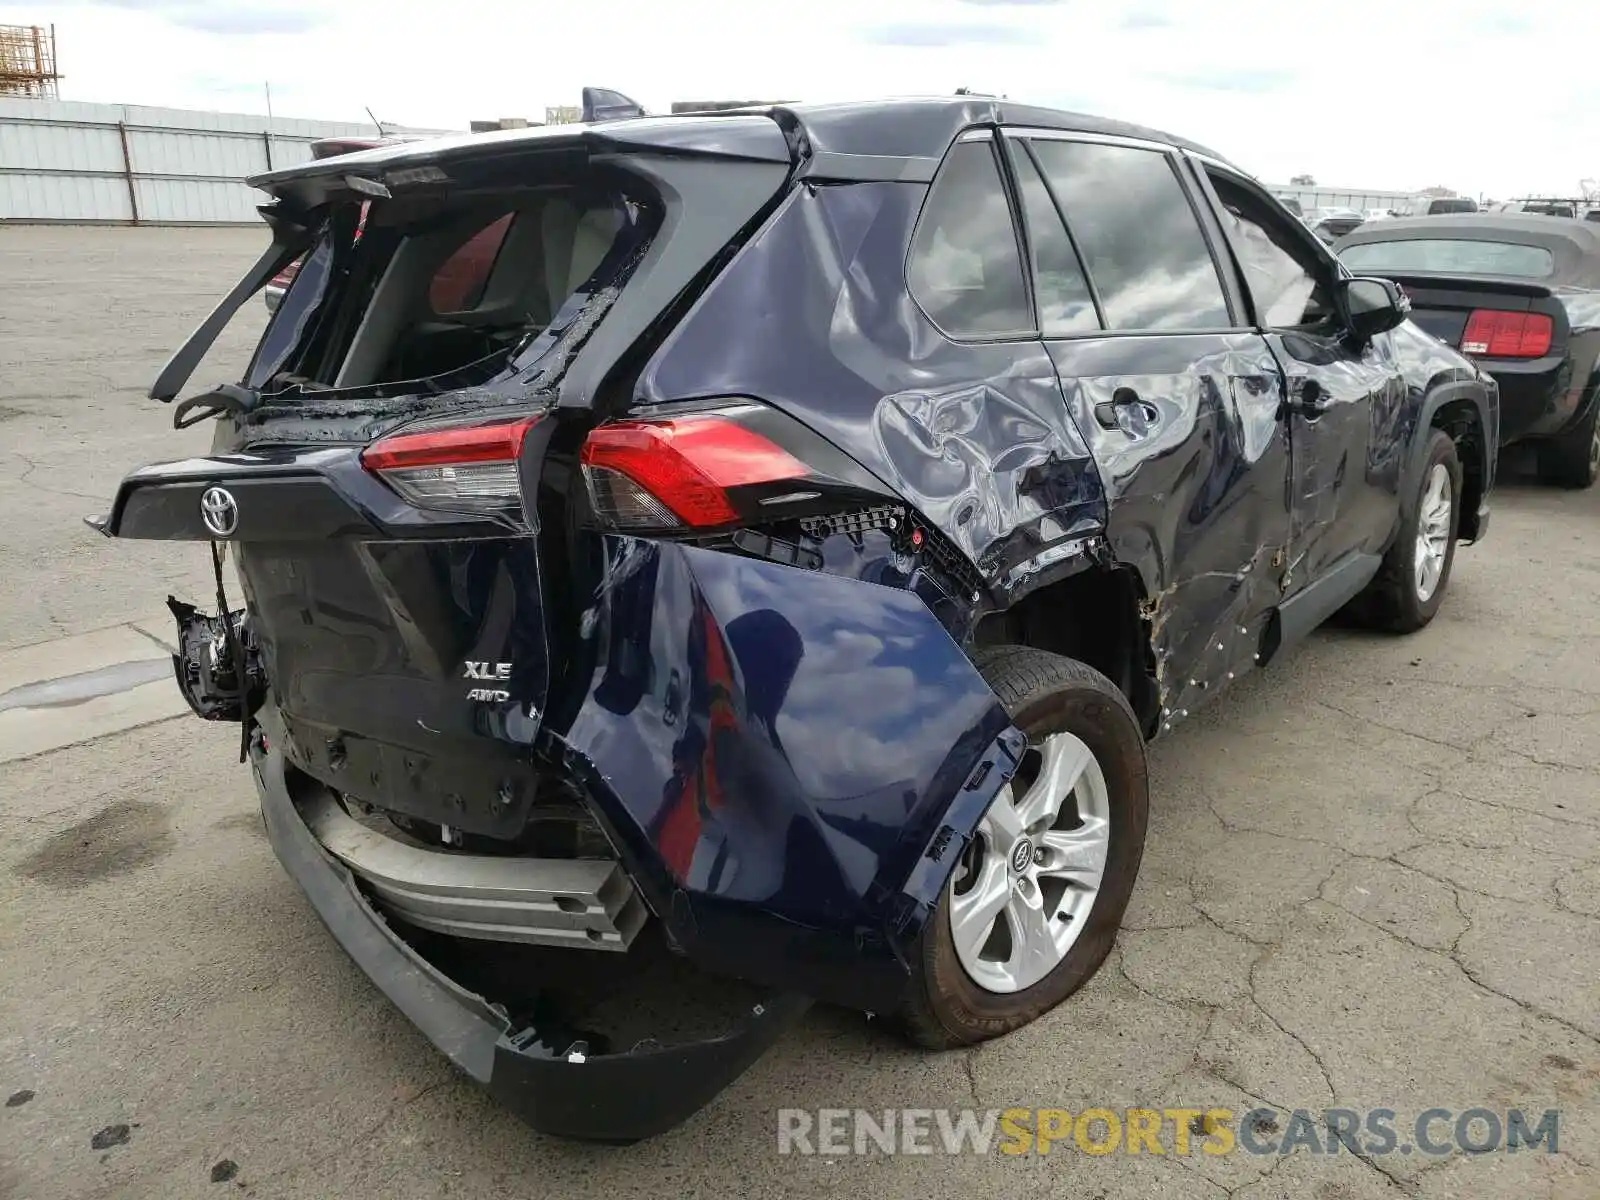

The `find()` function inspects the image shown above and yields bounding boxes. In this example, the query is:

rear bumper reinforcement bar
[299,789,649,951]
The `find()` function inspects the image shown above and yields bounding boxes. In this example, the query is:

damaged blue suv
[96,96,1498,1141]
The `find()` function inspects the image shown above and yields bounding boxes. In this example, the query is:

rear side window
[1339,239,1555,279]
[1011,146,1100,335]
[1030,140,1230,331]
[908,138,1032,338]
[429,213,514,314]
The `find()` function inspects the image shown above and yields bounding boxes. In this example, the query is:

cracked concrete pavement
[2,226,1597,1199]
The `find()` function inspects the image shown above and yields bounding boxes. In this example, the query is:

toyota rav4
[94,97,1498,1142]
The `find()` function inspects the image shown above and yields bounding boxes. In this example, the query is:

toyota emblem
[1010,839,1034,874]
[200,486,239,537]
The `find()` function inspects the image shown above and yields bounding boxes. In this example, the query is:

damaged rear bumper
[254,735,810,1142]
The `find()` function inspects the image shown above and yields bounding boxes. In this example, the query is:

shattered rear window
[249,171,656,401]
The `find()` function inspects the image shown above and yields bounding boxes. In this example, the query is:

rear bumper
[254,736,810,1142]
[1485,355,1576,442]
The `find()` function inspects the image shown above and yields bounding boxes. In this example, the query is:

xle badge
[464,661,511,702]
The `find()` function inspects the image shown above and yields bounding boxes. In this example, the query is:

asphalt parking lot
[2,225,1597,1199]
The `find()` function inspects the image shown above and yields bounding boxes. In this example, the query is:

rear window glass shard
[907,137,1033,339]
[1029,139,1231,332]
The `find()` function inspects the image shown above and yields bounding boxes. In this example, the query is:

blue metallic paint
[550,536,1021,1011]
[96,99,1504,1140]
[1044,333,1290,723]
[639,181,1108,617]
[1389,320,1501,514]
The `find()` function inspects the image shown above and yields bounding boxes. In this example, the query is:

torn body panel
[635,181,1108,631]
[549,535,1022,1013]
[102,444,1026,1076]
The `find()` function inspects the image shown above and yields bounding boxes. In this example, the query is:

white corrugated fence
[0,98,447,225]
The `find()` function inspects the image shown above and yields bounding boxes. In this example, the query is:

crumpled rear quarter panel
[636,181,1108,601]
[549,536,1020,1012]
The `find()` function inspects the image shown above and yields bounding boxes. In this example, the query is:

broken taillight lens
[580,411,810,529]
[1460,310,1553,358]
[361,415,540,517]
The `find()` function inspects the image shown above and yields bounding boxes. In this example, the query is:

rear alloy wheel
[1537,398,1600,489]
[901,648,1148,1049]
[948,730,1110,994]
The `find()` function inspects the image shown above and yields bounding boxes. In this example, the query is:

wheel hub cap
[948,729,1111,994]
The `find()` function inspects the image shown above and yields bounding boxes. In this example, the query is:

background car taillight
[581,407,812,529]
[1460,310,1554,358]
[361,415,540,517]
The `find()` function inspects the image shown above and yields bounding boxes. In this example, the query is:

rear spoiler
[247,114,792,210]
[1373,273,1559,302]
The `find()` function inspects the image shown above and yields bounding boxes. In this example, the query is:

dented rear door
[1011,132,1292,720]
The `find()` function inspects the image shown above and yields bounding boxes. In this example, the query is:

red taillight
[1460,309,1553,358]
[580,415,809,528]
[361,415,540,516]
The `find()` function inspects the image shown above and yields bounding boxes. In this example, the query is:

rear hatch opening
[108,119,800,866]
[248,156,662,416]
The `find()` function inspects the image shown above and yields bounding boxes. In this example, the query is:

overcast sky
[7,0,1594,199]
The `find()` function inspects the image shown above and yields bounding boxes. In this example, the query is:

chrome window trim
[1000,127,1175,154]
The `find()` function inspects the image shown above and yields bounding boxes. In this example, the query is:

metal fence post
[116,120,139,225]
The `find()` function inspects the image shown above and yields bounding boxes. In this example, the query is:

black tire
[1348,429,1461,633]
[1536,397,1600,489]
[900,646,1149,1049]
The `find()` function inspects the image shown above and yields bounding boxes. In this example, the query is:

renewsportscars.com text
[776,1106,1560,1157]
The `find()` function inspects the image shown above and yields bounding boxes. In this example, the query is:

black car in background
[1418,197,1479,216]
[1338,214,1600,487]
[1309,207,1365,245]
[96,97,1497,1139]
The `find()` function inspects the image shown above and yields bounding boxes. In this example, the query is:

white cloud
[5,0,1593,198]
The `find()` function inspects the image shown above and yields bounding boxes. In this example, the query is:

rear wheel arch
[972,562,1161,738]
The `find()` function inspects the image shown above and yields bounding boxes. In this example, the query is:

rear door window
[1208,173,1335,328]
[908,137,1032,339]
[1029,139,1231,331]
[1010,144,1101,336]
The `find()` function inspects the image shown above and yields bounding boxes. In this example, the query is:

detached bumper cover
[255,739,809,1142]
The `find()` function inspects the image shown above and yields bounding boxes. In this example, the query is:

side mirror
[1340,276,1409,340]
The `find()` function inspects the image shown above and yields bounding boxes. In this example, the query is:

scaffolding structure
[0,23,60,98]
